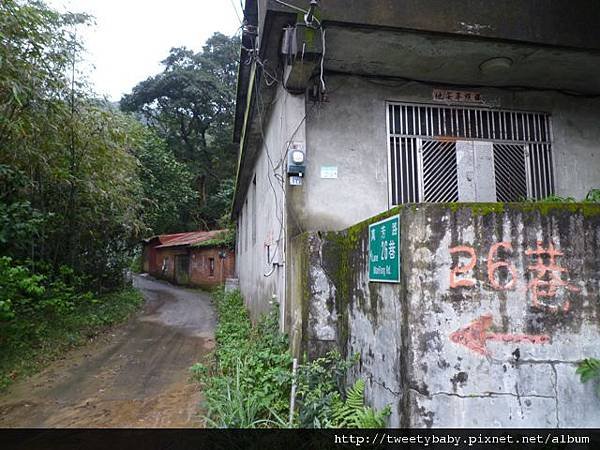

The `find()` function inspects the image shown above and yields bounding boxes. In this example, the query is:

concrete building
[142,230,235,288]
[231,0,600,427]
[232,0,600,321]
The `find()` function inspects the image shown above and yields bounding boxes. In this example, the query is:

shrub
[529,188,600,204]
[194,289,391,428]
[576,358,600,396]
[584,189,600,203]
[192,288,292,427]
[0,255,143,390]
[294,351,390,428]
[329,379,391,428]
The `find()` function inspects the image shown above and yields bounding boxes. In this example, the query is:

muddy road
[0,275,216,427]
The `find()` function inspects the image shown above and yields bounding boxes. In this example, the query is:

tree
[0,1,147,289]
[120,33,240,229]
[0,0,88,151]
[133,128,197,235]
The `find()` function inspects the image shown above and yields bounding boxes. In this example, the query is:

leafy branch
[576,358,600,395]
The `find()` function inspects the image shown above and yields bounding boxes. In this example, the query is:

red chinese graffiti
[450,314,550,356]
[487,242,517,290]
[449,246,476,288]
[449,240,580,312]
[525,241,580,312]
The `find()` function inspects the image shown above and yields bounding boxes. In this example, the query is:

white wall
[237,73,600,324]
[299,75,600,231]
[236,84,306,321]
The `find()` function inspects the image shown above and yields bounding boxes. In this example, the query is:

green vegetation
[0,1,240,388]
[190,288,292,427]
[192,228,236,250]
[520,188,600,205]
[130,253,143,274]
[191,289,390,428]
[329,379,391,428]
[0,273,142,389]
[133,129,198,235]
[576,358,600,396]
[295,352,391,428]
[121,34,240,230]
[584,188,600,203]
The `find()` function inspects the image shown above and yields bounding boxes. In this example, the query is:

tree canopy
[1,1,240,288]
[0,0,240,388]
[121,33,240,229]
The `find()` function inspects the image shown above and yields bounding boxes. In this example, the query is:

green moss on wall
[296,201,599,357]
[298,233,311,356]
[509,202,600,218]
[442,202,505,215]
[320,230,354,356]
[436,202,600,218]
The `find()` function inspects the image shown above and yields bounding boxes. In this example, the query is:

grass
[191,288,391,428]
[190,288,293,428]
[0,287,143,390]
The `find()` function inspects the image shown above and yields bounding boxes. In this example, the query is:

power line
[228,0,243,25]
[252,63,316,276]
[272,0,321,26]
[272,0,309,16]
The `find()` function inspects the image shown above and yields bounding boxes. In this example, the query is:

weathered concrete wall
[297,203,600,427]
[262,0,600,52]
[300,75,600,232]
[236,84,306,322]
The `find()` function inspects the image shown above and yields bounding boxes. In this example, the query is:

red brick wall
[142,242,235,288]
[152,247,186,283]
[189,247,235,288]
[143,239,162,276]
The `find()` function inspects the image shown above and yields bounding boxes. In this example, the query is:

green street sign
[369,215,400,283]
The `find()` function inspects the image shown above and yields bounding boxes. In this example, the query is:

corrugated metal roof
[152,230,226,249]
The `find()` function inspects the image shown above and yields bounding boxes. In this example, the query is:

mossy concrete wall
[294,203,600,427]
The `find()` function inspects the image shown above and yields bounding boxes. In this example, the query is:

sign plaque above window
[432,89,484,105]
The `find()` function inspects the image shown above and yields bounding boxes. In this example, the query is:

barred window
[387,103,554,205]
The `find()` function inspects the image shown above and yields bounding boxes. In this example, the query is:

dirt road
[0,275,216,427]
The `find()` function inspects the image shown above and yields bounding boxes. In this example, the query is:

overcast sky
[47,0,242,101]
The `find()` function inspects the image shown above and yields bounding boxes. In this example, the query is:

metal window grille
[527,143,555,199]
[387,103,554,205]
[422,140,459,203]
[493,143,528,202]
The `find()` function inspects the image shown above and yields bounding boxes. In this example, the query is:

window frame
[386,101,556,206]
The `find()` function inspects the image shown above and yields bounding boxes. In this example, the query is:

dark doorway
[175,254,190,285]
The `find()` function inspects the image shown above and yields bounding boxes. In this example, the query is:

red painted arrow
[449,314,550,356]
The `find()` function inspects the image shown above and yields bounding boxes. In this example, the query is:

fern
[576,358,600,395]
[585,188,600,203]
[356,405,392,428]
[329,379,391,428]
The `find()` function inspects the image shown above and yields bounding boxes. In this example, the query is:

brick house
[142,230,235,288]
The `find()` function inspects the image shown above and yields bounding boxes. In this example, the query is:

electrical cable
[244,32,282,86]
[252,66,317,276]
[272,0,321,26]
[325,69,600,99]
[228,0,243,25]
[319,28,326,92]
[272,0,308,15]
[253,71,285,276]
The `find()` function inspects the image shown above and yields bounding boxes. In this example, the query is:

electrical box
[281,24,323,93]
[287,142,306,177]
